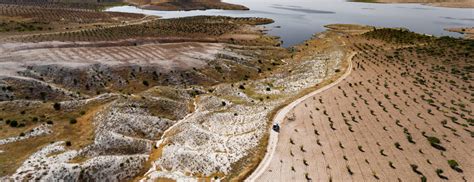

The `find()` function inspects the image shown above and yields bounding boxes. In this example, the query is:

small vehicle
[272,124,280,132]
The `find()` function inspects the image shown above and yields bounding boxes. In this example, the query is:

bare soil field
[256,26,473,181]
[351,0,474,8]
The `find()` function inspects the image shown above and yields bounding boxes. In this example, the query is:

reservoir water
[106,0,474,47]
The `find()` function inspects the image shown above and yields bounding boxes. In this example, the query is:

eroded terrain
[0,1,348,181]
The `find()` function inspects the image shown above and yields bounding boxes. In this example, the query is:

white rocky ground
[0,123,52,145]
[4,94,190,181]
[7,141,148,181]
[142,43,344,180]
[1,31,344,181]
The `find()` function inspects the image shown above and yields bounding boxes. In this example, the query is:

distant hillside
[0,0,127,11]
[0,0,248,10]
[127,0,249,11]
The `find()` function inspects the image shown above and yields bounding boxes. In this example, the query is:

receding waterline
[106,0,473,47]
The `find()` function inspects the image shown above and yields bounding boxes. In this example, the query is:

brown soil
[0,99,114,176]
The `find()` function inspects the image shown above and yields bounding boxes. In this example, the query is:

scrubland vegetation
[0,0,472,181]
[16,16,274,43]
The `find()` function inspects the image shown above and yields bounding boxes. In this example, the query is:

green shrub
[389,161,395,169]
[427,136,440,144]
[53,102,61,111]
[9,120,18,127]
[410,164,423,175]
[69,118,77,124]
[347,166,353,175]
[427,136,446,151]
[394,142,402,150]
[421,176,427,182]
[436,169,448,179]
[448,160,463,173]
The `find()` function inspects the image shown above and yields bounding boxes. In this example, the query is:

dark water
[106,0,474,47]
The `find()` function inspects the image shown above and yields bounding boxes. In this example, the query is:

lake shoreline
[106,1,472,47]
[349,0,474,8]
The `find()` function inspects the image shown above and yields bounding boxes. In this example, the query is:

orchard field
[258,28,473,181]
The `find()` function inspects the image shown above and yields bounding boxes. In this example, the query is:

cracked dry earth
[0,26,348,181]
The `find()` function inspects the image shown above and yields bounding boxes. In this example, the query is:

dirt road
[246,52,355,181]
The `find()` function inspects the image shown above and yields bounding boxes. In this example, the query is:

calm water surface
[106,0,474,47]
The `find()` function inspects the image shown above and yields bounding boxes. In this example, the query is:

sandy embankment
[445,27,474,39]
